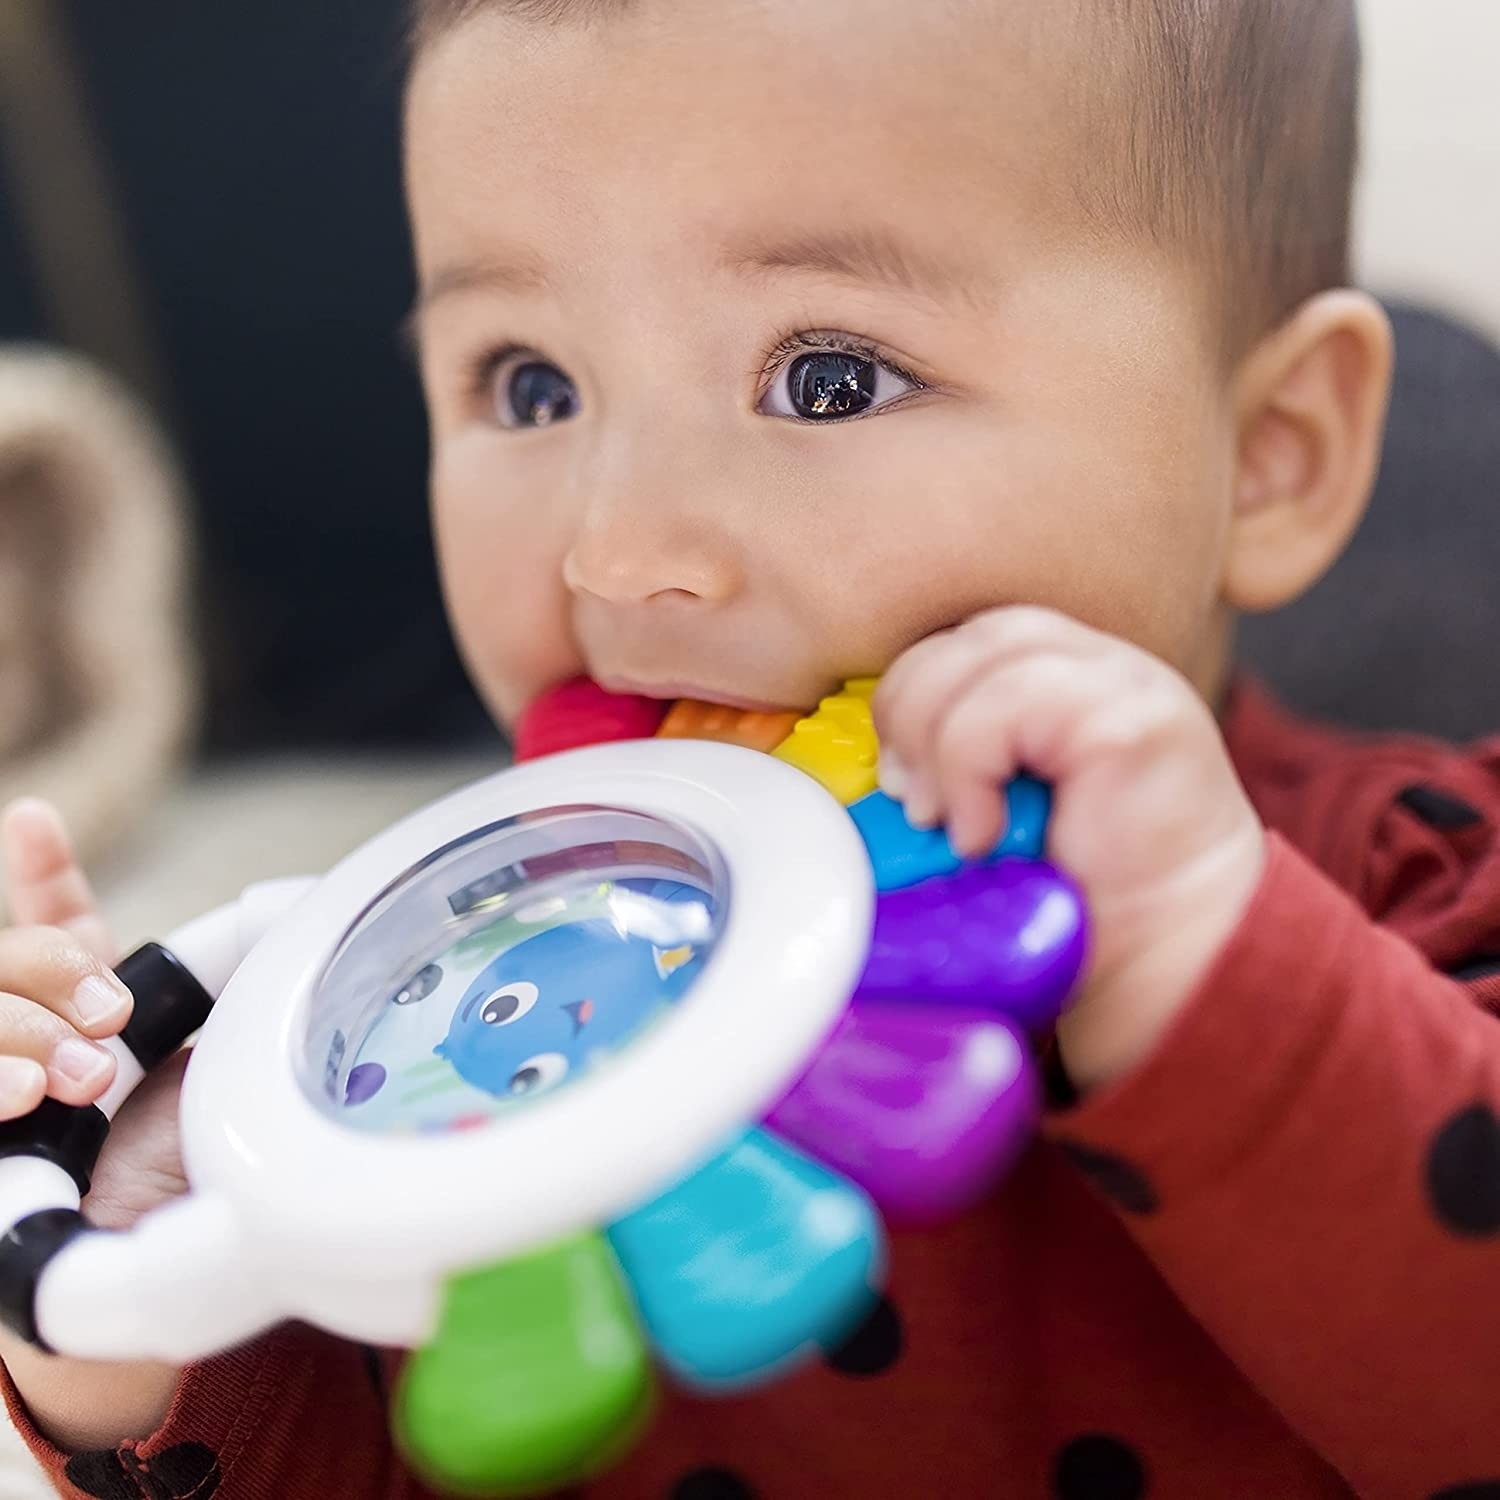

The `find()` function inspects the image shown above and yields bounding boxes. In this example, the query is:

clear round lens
[301,806,726,1136]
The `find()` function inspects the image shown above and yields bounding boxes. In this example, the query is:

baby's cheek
[432,465,582,721]
[807,426,1055,654]
[954,414,1224,667]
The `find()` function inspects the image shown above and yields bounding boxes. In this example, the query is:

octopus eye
[481,981,539,1026]
[508,1052,569,1095]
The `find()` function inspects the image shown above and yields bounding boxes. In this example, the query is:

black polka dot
[147,1444,221,1498]
[824,1295,904,1376]
[1426,1105,1500,1238]
[1057,1141,1160,1214]
[1430,1484,1500,1500]
[1043,1045,1081,1109]
[65,1442,220,1499]
[63,1452,136,1500]
[1053,1435,1148,1500]
[1451,954,1500,985]
[1398,784,1484,831]
[361,1343,387,1399]
[669,1467,758,1500]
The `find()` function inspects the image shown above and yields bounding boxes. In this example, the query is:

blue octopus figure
[434,879,709,1100]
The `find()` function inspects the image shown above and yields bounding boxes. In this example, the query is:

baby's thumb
[1,798,116,963]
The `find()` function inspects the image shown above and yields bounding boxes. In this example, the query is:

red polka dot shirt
[7,677,1500,1500]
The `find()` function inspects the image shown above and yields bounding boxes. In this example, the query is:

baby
[3,2,1499,1497]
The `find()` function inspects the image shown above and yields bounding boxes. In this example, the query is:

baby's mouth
[597,675,806,717]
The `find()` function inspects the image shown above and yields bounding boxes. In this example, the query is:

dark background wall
[0,185,41,337]
[0,1,489,752]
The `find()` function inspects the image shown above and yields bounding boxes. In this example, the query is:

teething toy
[0,680,1086,1496]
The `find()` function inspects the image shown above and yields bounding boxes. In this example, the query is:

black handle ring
[0,942,212,1347]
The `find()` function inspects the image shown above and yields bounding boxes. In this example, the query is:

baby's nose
[562,529,740,606]
[561,425,749,605]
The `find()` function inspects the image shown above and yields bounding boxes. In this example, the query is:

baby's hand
[0,805,189,1444]
[873,607,1266,1091]
[1,799,188,1230]
[0,800,133,1120]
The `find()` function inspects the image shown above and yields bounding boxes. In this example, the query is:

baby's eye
[508,1052,569,1095]
[490,353,579,429]
[480,981,540,1025]
[759,343,920,424]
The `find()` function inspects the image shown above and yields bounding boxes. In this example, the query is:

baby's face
[408,2,1239,723]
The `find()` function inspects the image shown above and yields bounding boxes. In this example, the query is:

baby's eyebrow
[401,249,553,351]
[420,250,552,303]
[401,226,988,351]
[722,227,991,308]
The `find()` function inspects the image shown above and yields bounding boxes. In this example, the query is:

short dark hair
[1082,0,1361,358]
[408,0,1360,360]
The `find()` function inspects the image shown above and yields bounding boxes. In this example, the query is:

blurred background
[0,0,1496,938]
[0,0,502,950]
[1,0,484,755]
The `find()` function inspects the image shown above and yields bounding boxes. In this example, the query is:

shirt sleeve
[1,1324,435,1499]
[1045,831,1500,1500]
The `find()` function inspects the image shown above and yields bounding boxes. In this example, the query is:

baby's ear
[1222,290,1394,613]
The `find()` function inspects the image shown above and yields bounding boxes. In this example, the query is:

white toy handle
[0,877,316,1360]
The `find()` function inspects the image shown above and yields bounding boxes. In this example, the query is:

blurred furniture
[0,348,196,895]
[1237,304,1500,743]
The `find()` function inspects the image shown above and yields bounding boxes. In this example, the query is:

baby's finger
[930,650,1167,854]
[0,992,117,1114]
[2,799,115,964]
[875,609,1099,820]
[927,662,1031,856]
[0,925,134,1038]
[0,1057,47,1122]
[872,631,967,824]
